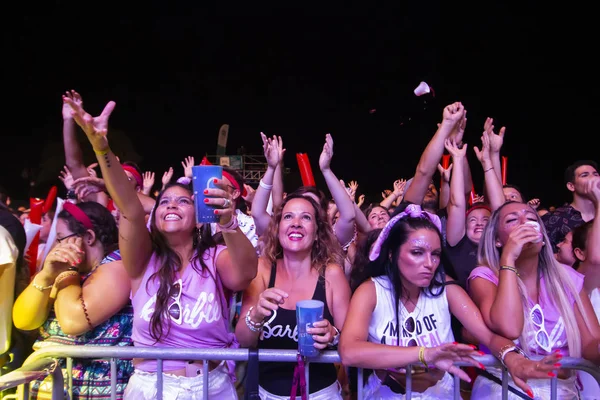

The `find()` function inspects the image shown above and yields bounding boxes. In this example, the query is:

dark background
[2,8,596,209]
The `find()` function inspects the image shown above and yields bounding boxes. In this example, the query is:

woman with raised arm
[64,95,258,399]
[468,200,600,399]
[236,192,350,399]
[13,201,133,399]
[339,203,560,399]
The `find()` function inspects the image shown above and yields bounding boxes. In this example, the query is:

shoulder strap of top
[268,261,277,288]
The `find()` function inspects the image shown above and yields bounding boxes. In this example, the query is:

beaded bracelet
[32,275,53,292]
[245,306,265,333]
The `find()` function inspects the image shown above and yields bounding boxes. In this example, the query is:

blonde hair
[477,202,588,357]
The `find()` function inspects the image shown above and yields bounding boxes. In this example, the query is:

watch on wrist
[499,345,527,368]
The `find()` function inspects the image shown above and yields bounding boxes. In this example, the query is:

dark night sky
[3,8,597,209]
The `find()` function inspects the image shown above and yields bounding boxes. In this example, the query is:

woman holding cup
[236,193,351,399]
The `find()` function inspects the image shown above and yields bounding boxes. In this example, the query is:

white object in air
[414,81,431,96]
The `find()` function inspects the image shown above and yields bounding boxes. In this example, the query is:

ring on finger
[223,198,231,208]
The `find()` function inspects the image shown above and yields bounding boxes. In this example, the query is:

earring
[196,228,202,243]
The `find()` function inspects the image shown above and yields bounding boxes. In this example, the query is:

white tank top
[368,276,455,347]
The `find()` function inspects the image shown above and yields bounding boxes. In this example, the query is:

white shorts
[124,361,238,399]
[258,380,342,400]
[362,371,454,399]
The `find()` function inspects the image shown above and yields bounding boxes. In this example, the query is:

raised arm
[62,90,89,180]
[272,135,286,212]
[445,138,468,246]
[252,133,280,236]
[474,131,504,211]
[319,133,356,246]
[484,117,505,184]
[63,96,152,280]
[403,102,464,205]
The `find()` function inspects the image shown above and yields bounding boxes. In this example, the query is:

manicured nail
[554,363,562,368]
[452,341,458,345]
[213,210,219,214]
[203,189,208,194]
[204,198,209,203]
[478,362,485,370]
[469,344,477,349]
[478,351,485,356]
[213,178,218,183]
[527,390,534,398]
[548,372,556,377]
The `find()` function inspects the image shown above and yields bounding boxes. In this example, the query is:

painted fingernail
[548,372,556,377]
[478,351,485,356]
[204,198,209,203]
[203,189,208,194]
[452,341,458,344]
[478,362,486,370]
[213,210,219,214]
[554,363,562,368]
[213,178,218,183]
[469,344,477,349]
[527,390,534,398]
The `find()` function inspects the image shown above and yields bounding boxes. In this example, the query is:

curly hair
[260,193,344,276]
[58,201,118,251]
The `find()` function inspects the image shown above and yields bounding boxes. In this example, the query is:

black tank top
[257,263,338,395]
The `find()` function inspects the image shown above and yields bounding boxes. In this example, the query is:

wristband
[259,180,273,190]
[500,265,519,276]
[218,214,239,233]
[32,275,53,292]
[93,148,109,156]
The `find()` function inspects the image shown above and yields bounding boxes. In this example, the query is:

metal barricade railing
[1,345,599,400]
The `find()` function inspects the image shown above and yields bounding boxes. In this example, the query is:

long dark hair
[147,182,224,342]
[362,204,447,343]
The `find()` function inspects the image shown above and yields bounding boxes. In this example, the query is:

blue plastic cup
[296,299,324,357]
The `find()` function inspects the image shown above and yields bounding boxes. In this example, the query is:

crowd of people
[1,91,599,400]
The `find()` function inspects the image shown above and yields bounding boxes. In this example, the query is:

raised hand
[87,162,99,178]
[437,163,453,184]
[161,167,174,190]
[62,92,115,152]
[142,171,155,196]
[261,132,280,169]
[181,156,195,178]
[58,165,74,190]
[484,117,506,154]
[473,131,493,167]
[72,176,106,199]
[319,133,335,172]
[527,198,541,210]
[449,109,468,145]
[441,102,465,130]
[62,90,83,120]
[357,194,365,208]
[392,179,407,199]
[444,138,468,160]
[242,183,256,203]
[348,180,359,202]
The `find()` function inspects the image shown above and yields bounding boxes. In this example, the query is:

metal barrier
[1,346,599,400]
